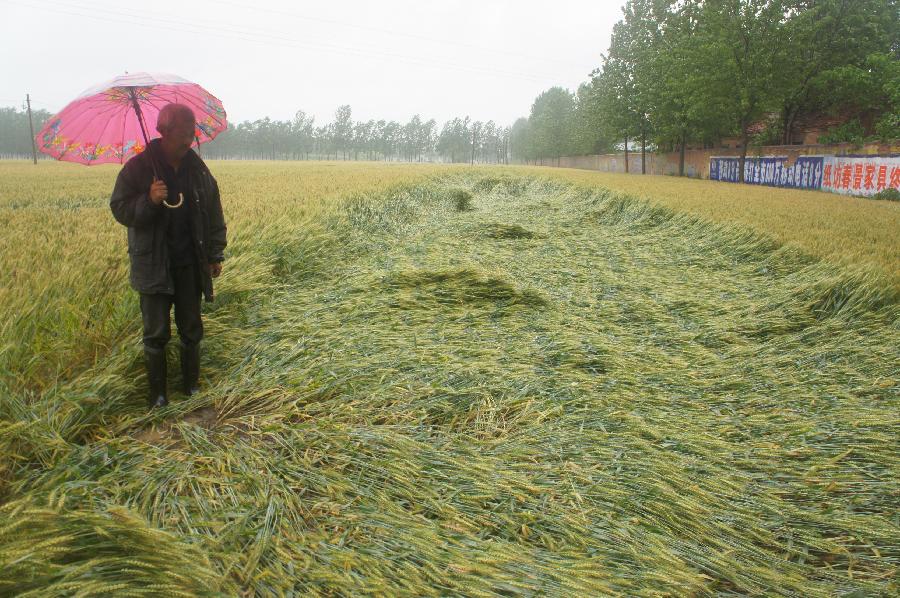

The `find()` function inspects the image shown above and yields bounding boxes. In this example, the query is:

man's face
[162,116,196,157]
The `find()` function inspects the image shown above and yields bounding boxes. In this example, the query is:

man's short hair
[156,104,196,134]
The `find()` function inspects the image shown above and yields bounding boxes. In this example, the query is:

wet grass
[519,166,900,287]
[385,267,548,309]
[481,222,546,240]
[0,163,898,596]
[449,187,474,211]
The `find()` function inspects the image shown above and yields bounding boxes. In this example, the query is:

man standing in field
[110,104,227,409]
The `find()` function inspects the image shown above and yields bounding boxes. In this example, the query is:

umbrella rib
[89,103,123,162]
[179,90,226,141]
[120,100,127,164]
[144,86,226,141]
[143,89,173,107]
[141,93,168,149]
[55,100,119,161]
[49,95,126,160]
[71,95,127,124]
[151,85,224,130]
[144,92,166,113]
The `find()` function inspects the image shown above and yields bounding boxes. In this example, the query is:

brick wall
[537,141,900,181]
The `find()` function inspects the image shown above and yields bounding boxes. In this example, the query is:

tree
[436,117,472,163]
[529,87,576,164]
[0,106,52,158]
[813,52,900,142]
[775,0,899,145]
[332,105,353,160]
[380,120,401,160]
[509,117,533,163]
[293,110,315,159]
[699,0,794,181]
[645,1,732,174]
[593,0,660,172]
[571,81,613,156]
[352,119,372,160]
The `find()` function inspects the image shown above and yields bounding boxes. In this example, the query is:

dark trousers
[140,262,203,354]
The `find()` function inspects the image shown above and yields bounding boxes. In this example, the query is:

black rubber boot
[180,343,200,396]
[144,347,168,409]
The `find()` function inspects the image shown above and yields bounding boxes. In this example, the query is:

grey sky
[1,0,624,126]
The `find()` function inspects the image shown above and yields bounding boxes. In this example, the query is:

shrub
[872,187,900,201]
[449,187,473,211]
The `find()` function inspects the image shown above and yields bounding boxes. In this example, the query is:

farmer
[110,103,227,409]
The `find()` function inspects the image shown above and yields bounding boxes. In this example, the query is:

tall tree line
[0,103,509,164]
[511,0,899,180]
[0,107,53,159]
[202,106,511,163]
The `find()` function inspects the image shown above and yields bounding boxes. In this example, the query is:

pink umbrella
[36,72,227,169]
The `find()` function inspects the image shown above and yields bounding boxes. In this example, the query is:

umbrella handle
[163,192,184,209]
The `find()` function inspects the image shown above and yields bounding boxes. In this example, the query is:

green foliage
[528,87,576,160]
[571,82,614,155]
[811,52,900,143]
[449,187,473,211]
[512,0,898,166]
[868,53,900,141]
[508,117,533,161]
[750,116,785,147]
[818,118,867,145]
[436,117,474,164]
[185,107,510,163]
[872,187,900,201]
[874,111,900,142]
[0,106,53,158]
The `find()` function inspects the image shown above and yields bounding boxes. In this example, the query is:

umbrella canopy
[36,72,227,165]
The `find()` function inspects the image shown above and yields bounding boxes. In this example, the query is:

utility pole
[26,94,37,164]
[471,123,478,165]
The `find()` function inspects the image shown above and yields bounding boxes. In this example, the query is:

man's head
[156,104,196,159]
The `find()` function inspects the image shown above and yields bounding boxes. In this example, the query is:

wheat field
[1,161,898,596]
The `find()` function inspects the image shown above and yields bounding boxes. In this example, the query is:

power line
[0,95,73,111]
[5,0,582,85]
[211,0,598,72]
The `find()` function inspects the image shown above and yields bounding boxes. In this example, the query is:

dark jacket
[110,140,227,302]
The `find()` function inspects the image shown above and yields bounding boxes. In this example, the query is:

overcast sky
[1,0,624,126]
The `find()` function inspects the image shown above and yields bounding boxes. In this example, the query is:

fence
[536,142,900,197]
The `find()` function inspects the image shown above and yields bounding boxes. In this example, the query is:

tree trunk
[679,131,686,177]
[782,105,800,146]
[738,129,749,183]
[624,134,629,174]
[641,123,646,175]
